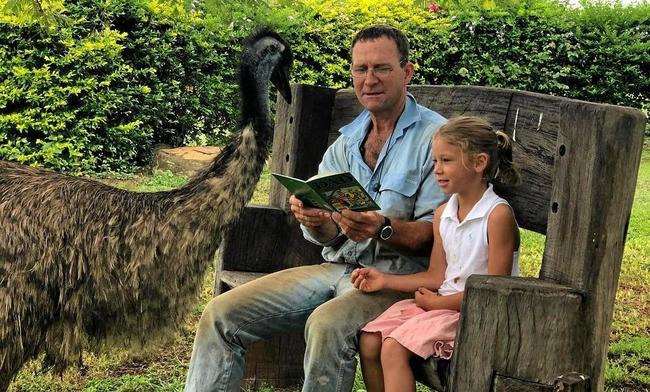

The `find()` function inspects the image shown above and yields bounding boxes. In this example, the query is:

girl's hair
[435,116,521,185]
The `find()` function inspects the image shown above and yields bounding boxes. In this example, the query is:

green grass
[8,151,650,392]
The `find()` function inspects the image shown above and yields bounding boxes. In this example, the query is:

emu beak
[271,64,292,104]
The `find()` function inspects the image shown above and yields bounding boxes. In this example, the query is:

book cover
[272,172,380,212]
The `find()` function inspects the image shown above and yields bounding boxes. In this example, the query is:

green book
[272,172,380,212]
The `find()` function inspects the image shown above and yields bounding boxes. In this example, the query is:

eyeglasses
[351,60,407,79]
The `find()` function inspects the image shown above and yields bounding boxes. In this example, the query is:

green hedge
[0,0,647,173]
[274,0,648,109]
[0,0,243,173]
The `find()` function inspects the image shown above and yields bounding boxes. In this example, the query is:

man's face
[351,37,413,116]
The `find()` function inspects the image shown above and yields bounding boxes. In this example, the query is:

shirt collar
[339,92,421,142]
[441,184,499,223]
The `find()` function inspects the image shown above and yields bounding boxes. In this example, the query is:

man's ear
[474,153,489,173]
[403,62,415,85]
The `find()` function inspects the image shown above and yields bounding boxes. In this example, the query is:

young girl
[351,116,521,392]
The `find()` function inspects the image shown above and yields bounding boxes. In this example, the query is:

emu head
[243,29,293,104]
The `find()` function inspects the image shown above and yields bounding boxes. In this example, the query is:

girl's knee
[380,337,411,365]
[359,331,382,360]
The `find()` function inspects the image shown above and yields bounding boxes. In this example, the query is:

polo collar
[339,93,421,143]
[441,184,499,224]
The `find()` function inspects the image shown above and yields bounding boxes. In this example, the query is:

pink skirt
[362,299,460,359]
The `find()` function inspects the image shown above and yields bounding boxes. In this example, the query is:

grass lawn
[7,148,650,392]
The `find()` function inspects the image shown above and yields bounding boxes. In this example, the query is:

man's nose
[364,70,380,85]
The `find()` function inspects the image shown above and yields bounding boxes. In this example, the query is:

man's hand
[351,267,387,292]
[414,287,440,311]
[332,209,383,242]
[289,195,331,227]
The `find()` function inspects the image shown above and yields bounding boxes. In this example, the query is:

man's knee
[195,290,246,340]
[305,305,341,343]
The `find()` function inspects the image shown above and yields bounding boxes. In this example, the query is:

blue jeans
[184,262,408,392]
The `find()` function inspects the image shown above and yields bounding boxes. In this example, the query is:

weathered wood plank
[220,271,268,288]
[408,85,512,129]
[496,91,562,234]
[448,275,584,391]
[214,205,322,294]
[242,332,306,390]
[492,373,554,392]
[327,88,364,145]
[542,102,646,389]
[270,84,337,209]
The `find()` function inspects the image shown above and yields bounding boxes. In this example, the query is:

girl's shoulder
[434,202,448,220]
[487,202,516,227]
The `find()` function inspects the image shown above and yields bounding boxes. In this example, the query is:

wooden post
[542,103,646,389]
[270,84,337,210]
[448,276,583,391]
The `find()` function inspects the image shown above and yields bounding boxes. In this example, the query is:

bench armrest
[214,205,323,294]
[449,275,585,391]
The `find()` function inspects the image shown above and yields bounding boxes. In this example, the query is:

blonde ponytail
[494,130,521,186]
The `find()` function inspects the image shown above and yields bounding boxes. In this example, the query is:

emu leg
[0,302,46,392]
[0,335,42,392]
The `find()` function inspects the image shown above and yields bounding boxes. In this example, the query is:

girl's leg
[359,331,384,392]
[380,337,416,392]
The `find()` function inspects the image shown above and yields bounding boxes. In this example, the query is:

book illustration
[272,172,380,212]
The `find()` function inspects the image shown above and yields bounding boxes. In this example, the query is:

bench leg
[243,332,306,390]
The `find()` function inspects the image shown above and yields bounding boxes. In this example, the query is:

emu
[0,29,292,390]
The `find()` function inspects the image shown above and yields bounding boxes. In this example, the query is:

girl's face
[432,136,482,195]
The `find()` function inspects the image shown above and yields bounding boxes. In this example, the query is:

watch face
[380,225,393,240]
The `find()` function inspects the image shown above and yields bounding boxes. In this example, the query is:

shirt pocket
[377,173,420,220]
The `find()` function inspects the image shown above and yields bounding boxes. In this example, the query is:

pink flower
[428,2,441,13]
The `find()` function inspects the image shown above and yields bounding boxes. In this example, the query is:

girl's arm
[415,288,464,311]
[415,203,519,311]
[486,204,519,276]
[351,204,448,293]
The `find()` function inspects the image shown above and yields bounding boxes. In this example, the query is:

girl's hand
[351,267,386,292]
[415,287,440,311]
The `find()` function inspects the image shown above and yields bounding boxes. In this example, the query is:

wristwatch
[378,216,393,241]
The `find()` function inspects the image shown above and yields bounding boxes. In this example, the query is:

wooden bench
[214,84,646,391]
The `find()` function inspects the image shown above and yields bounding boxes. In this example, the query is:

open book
[272,172,380,212]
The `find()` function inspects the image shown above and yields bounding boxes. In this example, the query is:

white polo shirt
[438,184,519,296]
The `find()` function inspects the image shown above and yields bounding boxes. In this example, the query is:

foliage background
[0,0,648,173]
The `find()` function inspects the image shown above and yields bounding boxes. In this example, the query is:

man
[185,25,447,392]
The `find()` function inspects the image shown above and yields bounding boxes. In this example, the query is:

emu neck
[240,66,272,130]
[169,60,274,234]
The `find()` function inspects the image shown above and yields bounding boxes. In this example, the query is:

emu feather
[0,29,292,390]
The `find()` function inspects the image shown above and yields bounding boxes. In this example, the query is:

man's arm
[332,210,432,256]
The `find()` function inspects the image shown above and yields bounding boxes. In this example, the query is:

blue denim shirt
[302,94,448,274]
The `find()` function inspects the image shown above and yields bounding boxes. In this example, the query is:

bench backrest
[270,84,644,293]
